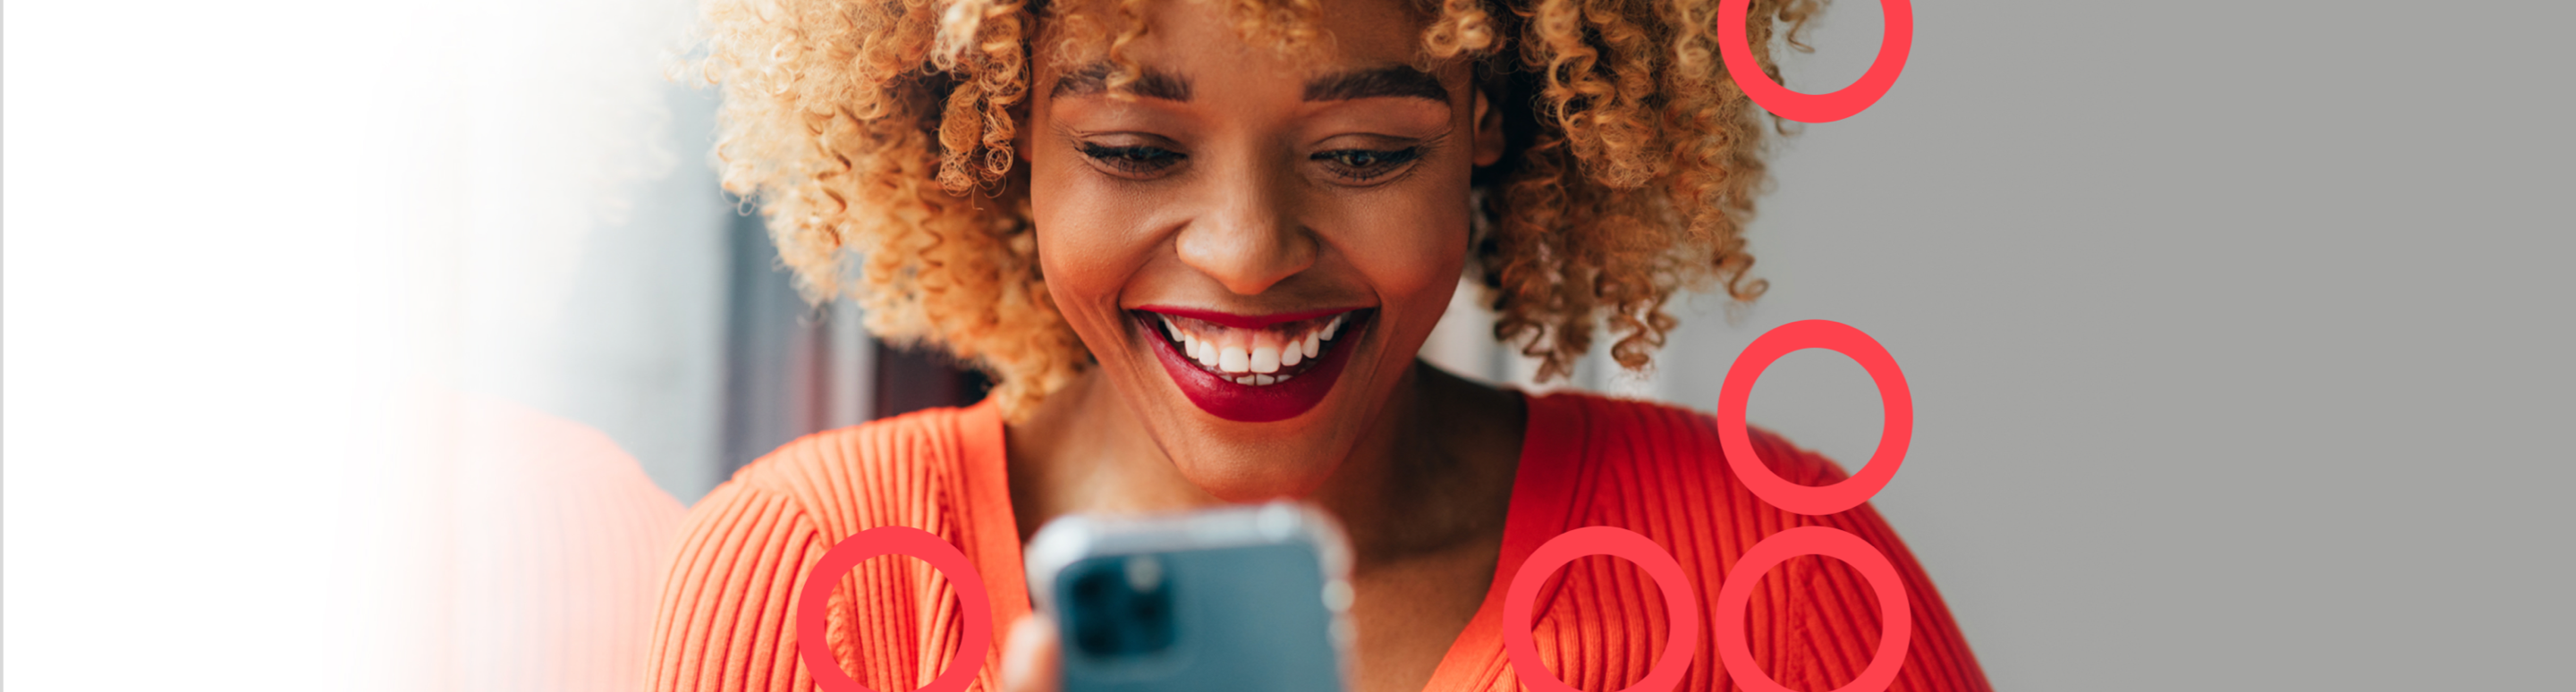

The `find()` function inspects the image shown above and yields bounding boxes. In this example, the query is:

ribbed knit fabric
[647,399,1025,692]
[646,392,1988,692]
[452,392,688,692]
[1419,392,1989,692]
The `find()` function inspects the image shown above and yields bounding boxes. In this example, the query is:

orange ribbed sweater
[648,392,1989,691]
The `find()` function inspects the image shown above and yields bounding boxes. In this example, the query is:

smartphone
[1023,502,1356,692]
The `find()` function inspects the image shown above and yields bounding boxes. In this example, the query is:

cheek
[1030,155,1138,319]
[1323,186,1474,316]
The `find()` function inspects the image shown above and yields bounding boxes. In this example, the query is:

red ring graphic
[1502,527,1702,692]
[1716,319,1912,516]
[1712,527,1911,692]
[795,527,995,692]
[1716,0,1914,122]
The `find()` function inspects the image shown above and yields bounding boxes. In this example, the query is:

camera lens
[1063,556,1178,660]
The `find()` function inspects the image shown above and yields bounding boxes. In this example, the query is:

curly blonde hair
[691,0,1822,418]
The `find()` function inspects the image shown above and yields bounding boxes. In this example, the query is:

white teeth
[1160,312,1355,382]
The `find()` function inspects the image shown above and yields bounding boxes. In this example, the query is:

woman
[651,0,1988,688]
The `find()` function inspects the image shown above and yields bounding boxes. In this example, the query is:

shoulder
[649,402,1016,692]
[1514,391,1866,587]
[1508,392,1991,690]
[707,402,996,538]
[1524,390,1851,491]
[1506,392,1993,690]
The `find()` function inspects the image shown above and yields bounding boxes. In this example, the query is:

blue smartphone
[1023,502,1356,692]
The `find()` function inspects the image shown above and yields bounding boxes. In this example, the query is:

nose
[1174,164,1316,296]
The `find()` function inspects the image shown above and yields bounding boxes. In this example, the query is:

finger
[1000,613,1062,692]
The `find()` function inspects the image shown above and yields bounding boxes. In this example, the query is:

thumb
[1000,613,1062,692]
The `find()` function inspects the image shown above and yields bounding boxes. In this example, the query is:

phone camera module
[1065,555,1178,660]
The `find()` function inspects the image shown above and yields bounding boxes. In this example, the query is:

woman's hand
[1000,614,1063,692]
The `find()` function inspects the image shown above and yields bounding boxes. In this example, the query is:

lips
[1132,307,1371,423]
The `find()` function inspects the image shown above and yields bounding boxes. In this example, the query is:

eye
[1078,142,1186,176]
[1312,148,1421,182]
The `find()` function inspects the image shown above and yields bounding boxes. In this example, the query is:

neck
[1307,365,1522,565]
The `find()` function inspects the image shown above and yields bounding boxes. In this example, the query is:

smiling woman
[694,0,1805,420]
[652,0,1989,690]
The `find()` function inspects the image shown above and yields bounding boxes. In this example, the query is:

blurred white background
[7,0,2572,690]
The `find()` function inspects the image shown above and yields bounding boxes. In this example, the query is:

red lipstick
[1132,308,1369,423]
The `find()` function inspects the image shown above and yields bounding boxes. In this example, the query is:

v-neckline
[1415,391,1587,691]
[961,391,1589,692]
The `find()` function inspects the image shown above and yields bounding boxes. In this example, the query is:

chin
[1167,446,1346,503]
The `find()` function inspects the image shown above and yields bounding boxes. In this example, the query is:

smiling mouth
[1138,308,1363,386]
[1129,307,1372,422]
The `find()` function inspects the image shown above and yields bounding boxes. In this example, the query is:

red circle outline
[1712,527,1911,692]
[794,527,996,692]
[1501,527,1701,692]
[1716,0,1915,122]
[1716,319,1912,516]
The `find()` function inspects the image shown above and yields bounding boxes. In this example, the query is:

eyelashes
[1074,141,1423,183]
[1311,148,1420,181]
[1077,143,1184,174]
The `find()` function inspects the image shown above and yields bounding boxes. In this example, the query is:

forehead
[1049,61,1451,105]
[1033,0,1437,80]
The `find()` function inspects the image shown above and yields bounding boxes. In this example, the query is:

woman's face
[1024,0,1504,502]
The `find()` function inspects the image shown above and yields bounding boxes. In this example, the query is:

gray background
[1646,0,2573,688]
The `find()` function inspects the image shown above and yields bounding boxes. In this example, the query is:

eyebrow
[1302,65,1449,103]
[1046,63,1450,104]
[1049,63,1193,101]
